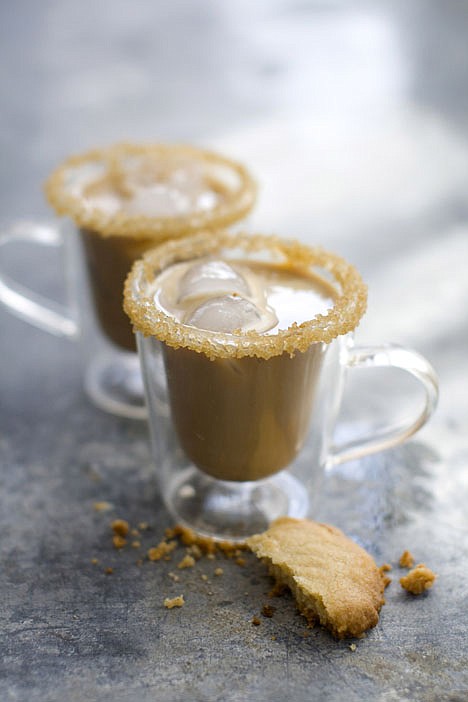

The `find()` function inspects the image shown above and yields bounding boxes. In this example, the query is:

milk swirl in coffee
[152,257,337,481]
[153,258,335,334]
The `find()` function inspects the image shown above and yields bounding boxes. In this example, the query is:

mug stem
[329,344,439,467]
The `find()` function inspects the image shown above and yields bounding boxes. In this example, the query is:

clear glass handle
[329,343,439,466]
[0,220,78,338]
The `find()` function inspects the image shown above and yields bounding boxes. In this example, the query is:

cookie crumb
[379,564,392,587]
[138,522,150,531]
[399,550,415,569]
[201,574,209,582]
[198,536,218,555]
[104,567,113,575]
[214,567,224,577]
[112,535,127,549]
[271,635,277,641]
[164,595,185,609]
[261,604,276,618]
[217,541,239,557]
[131,540,141,549]
[165,525,241,556]
[188,544,203,560]
[147,540,177,561]
[177,554,196,569]
[168,571,180,582]
[178,526,197,546]
[130,528,140,537]
[400,564,436,595]
[236,557,246,567]
[164,526,178,539]
[252,616,261,626]
[111,519,129,538]
[349,643,357,652]
[90,558,99,565]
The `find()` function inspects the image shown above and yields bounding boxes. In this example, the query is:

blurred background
[2,0,468,231]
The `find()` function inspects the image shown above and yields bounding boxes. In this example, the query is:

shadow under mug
[0,219,170,418]
[134,303,438,542]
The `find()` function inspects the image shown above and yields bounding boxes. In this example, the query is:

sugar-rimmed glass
[124,231,438,540]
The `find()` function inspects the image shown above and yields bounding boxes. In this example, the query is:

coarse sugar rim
[123,231,367,360]
[44,142,257,239]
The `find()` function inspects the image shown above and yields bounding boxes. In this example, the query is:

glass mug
[124,231,439,540]
[0,144,256,419]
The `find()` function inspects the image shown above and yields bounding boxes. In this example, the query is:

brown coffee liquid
[158,260,336,481]
[79,168,232,352]
[80,229,153,352]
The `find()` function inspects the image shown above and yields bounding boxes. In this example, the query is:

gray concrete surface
[1,1,467,700]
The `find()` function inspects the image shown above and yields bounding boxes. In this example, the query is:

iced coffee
[124,231,367,482]
[45,143,257,352]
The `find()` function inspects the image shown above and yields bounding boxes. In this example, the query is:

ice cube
[124,184,193,217]
[120,157,220,216]
[178,260,250,302]
[185,295,262,333]
[169,165,220,210]
[194,190,219,211]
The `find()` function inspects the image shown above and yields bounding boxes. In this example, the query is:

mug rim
[44,142,257,239]
[123,231,368,360]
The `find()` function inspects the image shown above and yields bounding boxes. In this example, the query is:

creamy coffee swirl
[152,258,336,336]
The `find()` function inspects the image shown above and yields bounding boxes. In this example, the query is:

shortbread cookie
[246,517,386,639]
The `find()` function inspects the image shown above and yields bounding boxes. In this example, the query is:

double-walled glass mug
[0,144,256,419]
[124,231,439,540]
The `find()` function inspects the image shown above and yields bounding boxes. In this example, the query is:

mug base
[84,350,147,420]
[165,466,309,542]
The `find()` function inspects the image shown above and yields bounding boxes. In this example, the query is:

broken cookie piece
[400,564,436,595]
[246,517,386,639]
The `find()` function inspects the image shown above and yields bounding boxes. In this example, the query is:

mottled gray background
[1,1,467,701]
